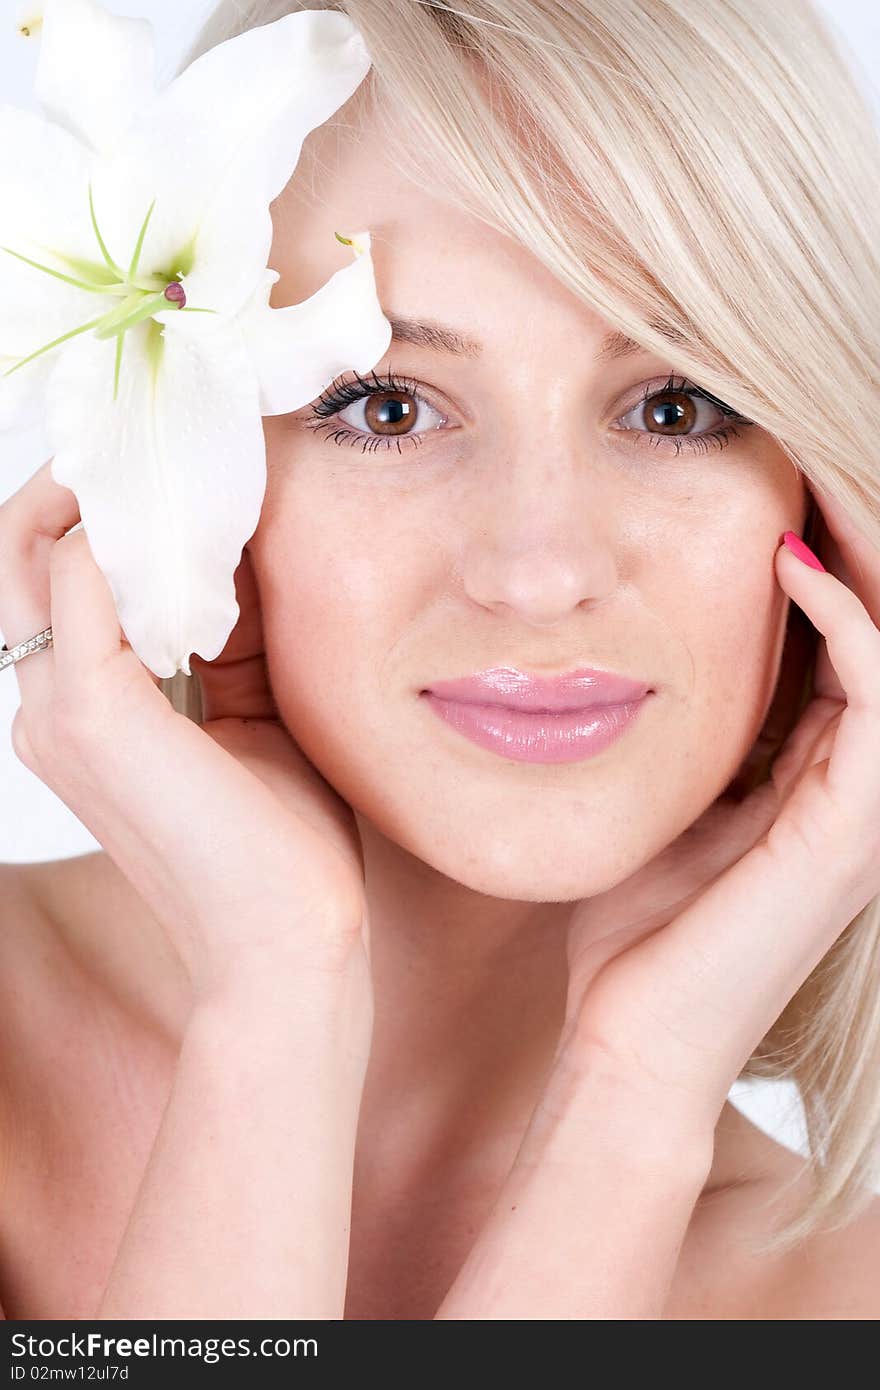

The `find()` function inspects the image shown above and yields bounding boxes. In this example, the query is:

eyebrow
[387,315,651,363]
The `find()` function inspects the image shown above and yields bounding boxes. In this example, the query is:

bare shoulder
[0,855,187,1318]
[0,859,60,988]
[671,1153,880,1320]
[2,852,190,1042]
[770,1190,880,1320]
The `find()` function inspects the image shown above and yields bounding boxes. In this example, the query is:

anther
[164,282,186,307]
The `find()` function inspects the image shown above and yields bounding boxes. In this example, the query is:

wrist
[188,944,374,1066]
[436,1031,713,1320]
[190,912,372,1010]
[524,1031,716,1184]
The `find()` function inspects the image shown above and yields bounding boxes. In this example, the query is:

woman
[1,0,879,1319]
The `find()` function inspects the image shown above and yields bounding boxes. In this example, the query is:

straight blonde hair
[164,0,880,1259]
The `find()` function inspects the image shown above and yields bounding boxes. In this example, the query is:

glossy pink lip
[423,665,651,711]
[419,666,654,764]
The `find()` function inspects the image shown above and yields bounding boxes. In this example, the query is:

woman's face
[247,109,807,902]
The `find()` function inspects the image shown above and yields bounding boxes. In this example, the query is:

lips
[422,665,651,712]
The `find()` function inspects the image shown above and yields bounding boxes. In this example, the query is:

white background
[0,0,878,1168]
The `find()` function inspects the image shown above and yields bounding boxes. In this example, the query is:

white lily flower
[1,0,392,677]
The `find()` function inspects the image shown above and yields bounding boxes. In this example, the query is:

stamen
[113,332,125,403]
[88,182,125,281]
[0,245,109,294]
[2,314,107,377]
[17,7,43,40]
[334,230,365,256]
[128,198,157,280]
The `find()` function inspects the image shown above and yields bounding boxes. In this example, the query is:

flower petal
[0,350,56,433]
[232,232,393,417]
[155,145,276,332]
[0,262,108,433]
[36,0,156,157]
[0,106,115,430]
[45,319,265,678]
[0,103,95,263]
[88,9,371,317]
[0,239,108,364]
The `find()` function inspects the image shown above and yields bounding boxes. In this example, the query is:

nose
[458,443,620,627]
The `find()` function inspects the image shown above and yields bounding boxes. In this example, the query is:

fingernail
[782,530,826,572]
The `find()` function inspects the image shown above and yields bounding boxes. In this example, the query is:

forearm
[434,1045,714,1320]
[96,958,373,1320]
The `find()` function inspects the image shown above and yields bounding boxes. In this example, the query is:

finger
[765,692,839,802]
[640,793,869,1122]
[48,526,162,695]
[189,545,278,723]
[775,535,880,830]
[802,499,853,702]
[724,602,817,800]
[0,458,79,707]
[808,476,880,623]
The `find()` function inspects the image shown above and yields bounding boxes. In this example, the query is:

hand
[557,480,880,1139]
[0,460,370,1000]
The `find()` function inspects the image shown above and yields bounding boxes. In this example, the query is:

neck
[354,814,790,1201]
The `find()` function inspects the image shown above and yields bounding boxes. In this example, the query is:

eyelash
[302,367,756,458]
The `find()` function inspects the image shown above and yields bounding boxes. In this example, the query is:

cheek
[254,496,429,779]
[664,527,790,786]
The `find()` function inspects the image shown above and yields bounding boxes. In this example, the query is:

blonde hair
[166,0,880,1259]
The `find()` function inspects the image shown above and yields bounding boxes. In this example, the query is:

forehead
[267,100,615,348]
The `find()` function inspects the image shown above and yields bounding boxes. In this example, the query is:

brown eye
[305,371,449,453]
[611,377,754,457]
[637,387,699,436]
[361,390,418,436]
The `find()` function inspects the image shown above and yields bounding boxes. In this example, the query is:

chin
[394,818,654,904]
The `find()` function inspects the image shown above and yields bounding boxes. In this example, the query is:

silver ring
[0,626,54,671]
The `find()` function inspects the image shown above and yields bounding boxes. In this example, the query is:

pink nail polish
[782,530,826,572]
